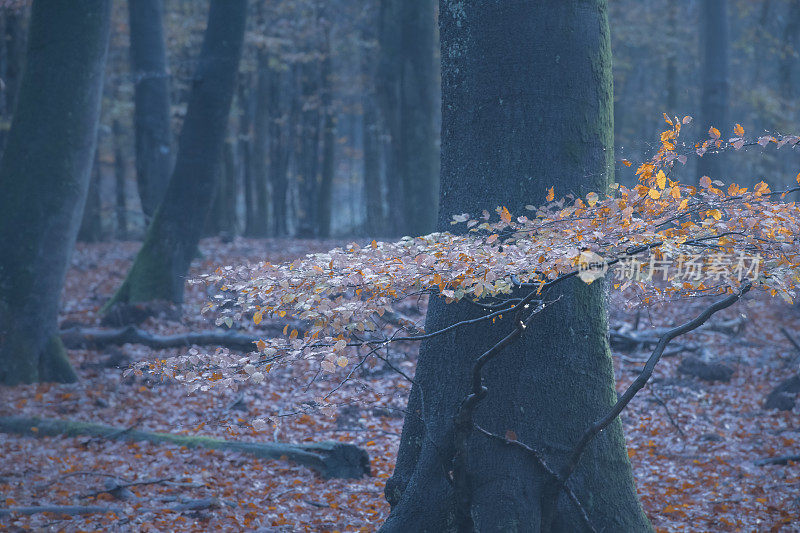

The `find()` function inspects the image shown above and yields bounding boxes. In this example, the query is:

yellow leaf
[734,123,744,137]
[708,209,722,220]
[500,206,512,223]
[253,311,263,325]
[282,324,289,335]
[336,356,348,367]
[648,188,661,199]
[670,187,681,199]
[371,239,377,249]
[586,191,599,207]
[256,339,267,351]
[679,199,689,210]
[289,329,298,339]
[656,170,667,189]
[796,171,800,185]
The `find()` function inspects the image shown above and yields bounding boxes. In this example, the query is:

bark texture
[108,0,246,305]
[129,0,173,219]
[381,2,651,531]
[0,0,111,385]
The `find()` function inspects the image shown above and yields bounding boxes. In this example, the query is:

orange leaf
[500,206,512,223]
[709,126,721,139]
[546,187,555,202]
[648,188,661,200]
[734,123,744,137]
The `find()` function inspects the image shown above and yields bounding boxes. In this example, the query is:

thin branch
[556,283,751,494]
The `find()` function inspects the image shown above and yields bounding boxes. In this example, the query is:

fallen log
[60,326,266,352]
[0,417,370,479]
[0,498,225,517]
[754,454,800,466]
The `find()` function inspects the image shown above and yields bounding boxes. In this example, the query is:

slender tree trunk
[665,1,678,113]
[0,0,111,385]
[239,78,257,237]
[398,0,438,236]
[296,58,321,238]
[780,1,800,102]
[269,59,289,237]
[377,0,404,235]
[697,0,729,182]
[129,0,173,221]
[251,51,271,237]
[318,23,336,238]
[382,1,651,531]
[106,0,246,306]
[113,119,128,240]
[361,10,384,235]
[78,146,103,242]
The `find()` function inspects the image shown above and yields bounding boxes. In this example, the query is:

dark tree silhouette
[698,0,729,182]
[0,0,111,385]
[107,0,247,305]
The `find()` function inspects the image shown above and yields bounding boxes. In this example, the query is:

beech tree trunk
[129,0,173,220]
[697,0,729,182]
[398,0,438,236]
[251,50,271,237]
[107,0,246,305]
[0,0,111,385]
[381,2,651,531]
[318,23,335,238]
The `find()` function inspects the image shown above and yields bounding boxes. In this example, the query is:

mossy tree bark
[381,1,652,531]
[0,0,111,385]
[129,0,173,220]
[108,0,246,306]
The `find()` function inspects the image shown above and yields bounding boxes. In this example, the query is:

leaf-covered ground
[1,238,798,532]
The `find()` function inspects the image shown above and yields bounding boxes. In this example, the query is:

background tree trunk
[697,0,729,182]
[269,58,290,237]
[318,22,335,238]
[251,50,271,237]
[78,147,103,242]
[107,0,246,305]
[382,1,651,531]
[398,0,438,236]
[0,0,111,385]
[377,0,404,235]
[129,0,173,221]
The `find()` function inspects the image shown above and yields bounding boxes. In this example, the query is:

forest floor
[0,237,799,532]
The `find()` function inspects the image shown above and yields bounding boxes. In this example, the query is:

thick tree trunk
[0,0,111,385]
[697,0,729,182]
[129,0,173,220]
[398,0,438,236]
[382,2,651,531]
[107,0,246,305]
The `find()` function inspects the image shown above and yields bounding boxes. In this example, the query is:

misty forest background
[0,0,795,244]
